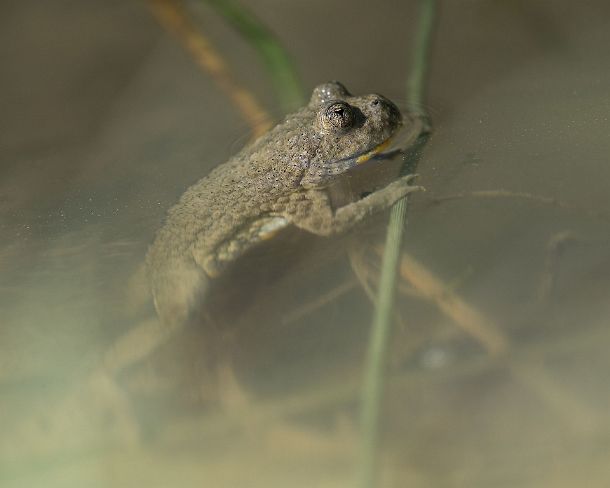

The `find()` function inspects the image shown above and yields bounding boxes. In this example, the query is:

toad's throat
[354,137,393,165]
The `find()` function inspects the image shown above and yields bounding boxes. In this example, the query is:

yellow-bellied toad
[146,81,421,330]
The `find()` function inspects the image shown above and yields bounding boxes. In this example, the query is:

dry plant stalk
[148,0,272,137]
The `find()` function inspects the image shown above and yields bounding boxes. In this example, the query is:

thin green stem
[358,1,437,487]
[407,0,437,115]
[203,0,305,111]
[358,198,409,488]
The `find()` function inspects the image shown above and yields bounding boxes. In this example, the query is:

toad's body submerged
[147,82,420,329]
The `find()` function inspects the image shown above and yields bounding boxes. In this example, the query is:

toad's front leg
[291,174,421,236]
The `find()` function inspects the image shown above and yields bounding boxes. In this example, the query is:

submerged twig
[349,242,422,304]
[358,1,437,487]
[281,278,359,326]
[392,250,600,434]
[392,250,508,355]
[147,0,272,137]
[430,189,610,222]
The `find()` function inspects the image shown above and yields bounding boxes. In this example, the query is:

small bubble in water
[420,346,451,370]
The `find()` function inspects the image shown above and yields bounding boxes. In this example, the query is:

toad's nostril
[371,98,380,106]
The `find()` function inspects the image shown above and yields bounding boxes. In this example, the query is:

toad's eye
[322,102,355,131]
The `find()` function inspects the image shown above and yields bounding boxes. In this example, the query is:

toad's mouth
[354,137,394,165]
[341,116,426,168]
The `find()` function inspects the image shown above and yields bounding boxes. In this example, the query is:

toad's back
[145,108,315,328]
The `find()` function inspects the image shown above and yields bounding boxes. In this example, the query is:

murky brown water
[2,1,610,486]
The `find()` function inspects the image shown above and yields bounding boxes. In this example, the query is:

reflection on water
[2,1,610,487]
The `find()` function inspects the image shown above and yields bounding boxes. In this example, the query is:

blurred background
[1,0,610,486]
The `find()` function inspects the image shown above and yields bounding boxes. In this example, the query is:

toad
[146,81,423,331]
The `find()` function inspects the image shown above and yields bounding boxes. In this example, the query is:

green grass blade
[204,0,305,111]
[358,1,438,487]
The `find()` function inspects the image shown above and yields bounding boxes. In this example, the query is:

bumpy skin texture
[146,82,419,329]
